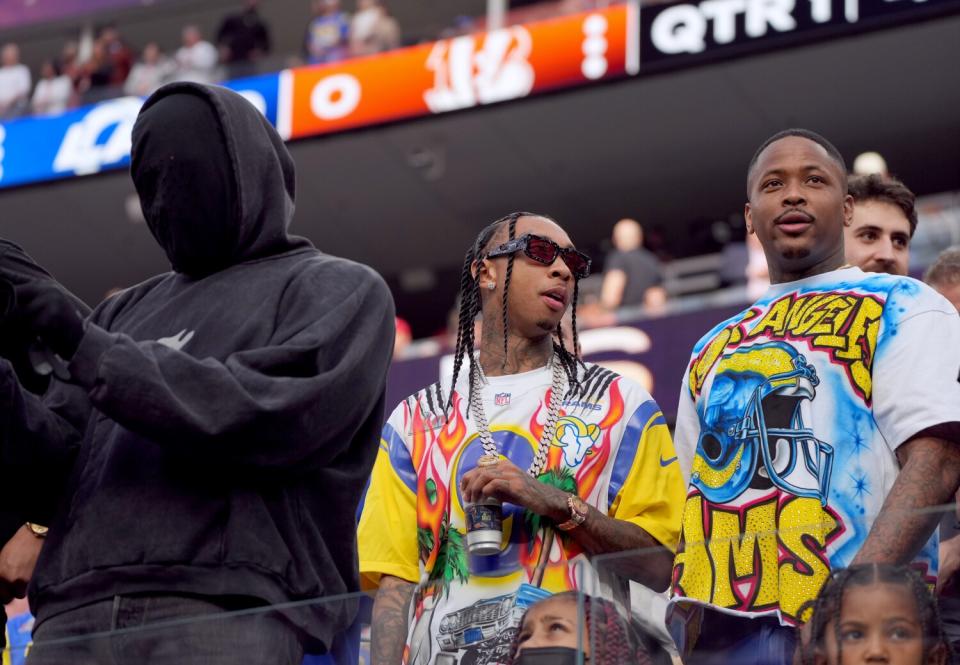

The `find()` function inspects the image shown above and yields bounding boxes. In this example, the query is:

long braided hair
[505,592,665,665]
[446,211,583,415]
[801,563,954,665]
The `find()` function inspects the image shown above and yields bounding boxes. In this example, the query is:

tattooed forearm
[854,436,960,565]
[569,504,674,592]
[371,575,415,665]
[462,463,674,592]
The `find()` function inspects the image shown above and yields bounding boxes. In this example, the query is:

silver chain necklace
[470,355,566,478]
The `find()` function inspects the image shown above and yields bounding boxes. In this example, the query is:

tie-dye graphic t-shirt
[359,362,685,665]
[667,267,960,651]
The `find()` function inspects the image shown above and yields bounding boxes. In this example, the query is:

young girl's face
[819,583,946,665]
[515,598,590,657]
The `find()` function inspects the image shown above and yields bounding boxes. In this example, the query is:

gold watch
[25,522,48,538]
[557,495,588,531]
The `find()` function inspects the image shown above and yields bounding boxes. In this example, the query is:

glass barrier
[0,564,589,665]
[590,501,960,665]
[2,589,379,665]
[2,502,959,664]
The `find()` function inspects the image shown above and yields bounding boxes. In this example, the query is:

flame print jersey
[359,362,685,665]
[667,268,960,652]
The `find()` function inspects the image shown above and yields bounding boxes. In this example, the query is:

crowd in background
[0,0,403,120]
[392,150,960,364]
[0,0,957,659]
[0,49,960,665]
[0,0,633,122]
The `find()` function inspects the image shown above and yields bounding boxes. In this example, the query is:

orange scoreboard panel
[284,4,634,140]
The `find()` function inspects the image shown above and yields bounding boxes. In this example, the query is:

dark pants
[27,594,304,665]
[939,596,960,656]
[684,612,797,665]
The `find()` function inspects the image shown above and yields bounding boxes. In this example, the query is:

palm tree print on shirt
[527,467,578,588]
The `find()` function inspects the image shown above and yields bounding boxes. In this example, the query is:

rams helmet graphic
[691,342,834,504]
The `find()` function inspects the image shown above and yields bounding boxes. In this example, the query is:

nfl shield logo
[494,392,511,406]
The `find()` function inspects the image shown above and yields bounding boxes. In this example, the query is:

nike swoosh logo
[659,456,678,467]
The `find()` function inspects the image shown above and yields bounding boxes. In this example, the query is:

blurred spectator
[304,0,351,64]
[174,25,220,84]
[852,150,889,177]
[845,173,916,276]
[0,43,31,119]
[99,25,133,86]
[600,218,666,312]
[393,316,412,359]
[349,0,401,57]
[925,246,960,313]
[56,41,81,85]
[929,246,960,655]
[216,0,271,78]
[745,231,769,299]
[76,38,116,103]
[439,15,477,39]
[30,61,73,115]
[4,596,32,665]
[574,274,616,329]
[124,43,175,97]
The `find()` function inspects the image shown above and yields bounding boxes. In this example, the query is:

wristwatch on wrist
[557,495,588,531]
[25,522,48,538]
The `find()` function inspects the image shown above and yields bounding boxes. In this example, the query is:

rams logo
[552,416,600,468]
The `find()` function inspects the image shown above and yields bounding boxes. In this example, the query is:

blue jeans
[684,613,797,665]
[26,594,304,665]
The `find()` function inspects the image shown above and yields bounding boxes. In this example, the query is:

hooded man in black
[0,83,395,664]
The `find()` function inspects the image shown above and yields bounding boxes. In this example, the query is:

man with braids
[801,564,952,665]
[667,129,960,665]
[359,212,685,665]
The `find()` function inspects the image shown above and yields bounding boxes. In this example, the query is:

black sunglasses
[484,234,592,279]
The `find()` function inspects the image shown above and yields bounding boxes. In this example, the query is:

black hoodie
[0,240,91,526]
[0,240,91,395]
[0,83,395,649]
[0,241,91,647]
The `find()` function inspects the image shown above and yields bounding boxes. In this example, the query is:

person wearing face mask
[0,83,395,664]
[507,592,669,665]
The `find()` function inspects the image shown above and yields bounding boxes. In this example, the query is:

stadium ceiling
[1,15,958,306]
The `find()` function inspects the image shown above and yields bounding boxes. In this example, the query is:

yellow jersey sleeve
[358,421,420,587]
[608,399,685,554]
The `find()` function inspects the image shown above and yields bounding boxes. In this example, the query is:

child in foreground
[801,563,954,665]
[507,591,669,665]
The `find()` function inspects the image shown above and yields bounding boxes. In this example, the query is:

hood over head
[131,82,308,276]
